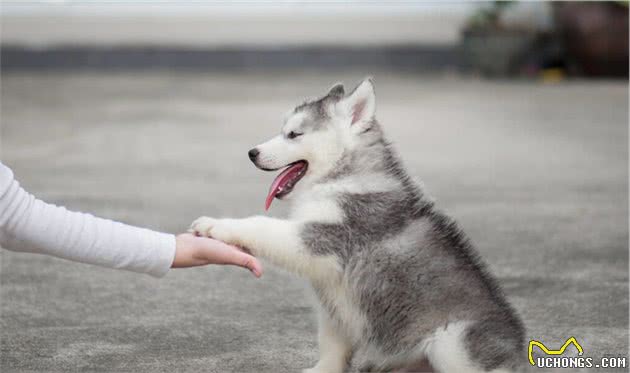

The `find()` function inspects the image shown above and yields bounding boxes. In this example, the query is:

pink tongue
[265,162,305,210]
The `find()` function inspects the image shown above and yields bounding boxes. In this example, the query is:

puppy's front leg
[304,307,353,373]
[190,216,339,280]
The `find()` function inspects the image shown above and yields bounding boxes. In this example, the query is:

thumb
[227,249,263,278]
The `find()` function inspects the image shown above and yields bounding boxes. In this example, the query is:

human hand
[171,233,262,277]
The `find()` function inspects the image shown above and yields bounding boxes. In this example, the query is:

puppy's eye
[287,131,303,139]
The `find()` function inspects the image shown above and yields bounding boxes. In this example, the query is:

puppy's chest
[290,194,344,223]
[313,281,367,344]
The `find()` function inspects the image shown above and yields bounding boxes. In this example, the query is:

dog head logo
[528,337,584,366]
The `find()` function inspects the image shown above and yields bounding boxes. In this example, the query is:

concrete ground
[0,71,627,372]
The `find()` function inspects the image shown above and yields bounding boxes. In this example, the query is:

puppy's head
[249,78,378,209]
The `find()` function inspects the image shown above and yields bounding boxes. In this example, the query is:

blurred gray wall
[0,2,554,71]
[1,3,476,48]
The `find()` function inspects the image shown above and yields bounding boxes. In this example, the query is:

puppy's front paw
[189,217,242,246]
[189,216,217,238]
[207,219,240,245]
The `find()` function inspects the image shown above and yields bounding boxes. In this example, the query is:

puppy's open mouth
[265,161,308,210]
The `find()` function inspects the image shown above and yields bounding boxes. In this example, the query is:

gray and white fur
[191,78,525,373]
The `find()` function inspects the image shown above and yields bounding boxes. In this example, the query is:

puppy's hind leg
[304,307,353,373]
[424,321,517,373]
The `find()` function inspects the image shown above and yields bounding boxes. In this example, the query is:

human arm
[0,162,261,277]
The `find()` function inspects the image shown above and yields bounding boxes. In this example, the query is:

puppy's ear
[326,83,345,100]
[342,78,375,125]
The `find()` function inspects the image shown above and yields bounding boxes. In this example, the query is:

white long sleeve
[0,162,176,277]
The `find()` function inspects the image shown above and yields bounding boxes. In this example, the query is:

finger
[199,238,263,277]
[233,251,263,277]
[220,248,263,277]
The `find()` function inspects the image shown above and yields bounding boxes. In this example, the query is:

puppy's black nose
[248,148,260,161]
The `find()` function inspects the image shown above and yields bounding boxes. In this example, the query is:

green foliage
[467,1,516,31]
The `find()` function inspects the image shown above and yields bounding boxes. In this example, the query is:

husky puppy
[190,79,525,373]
